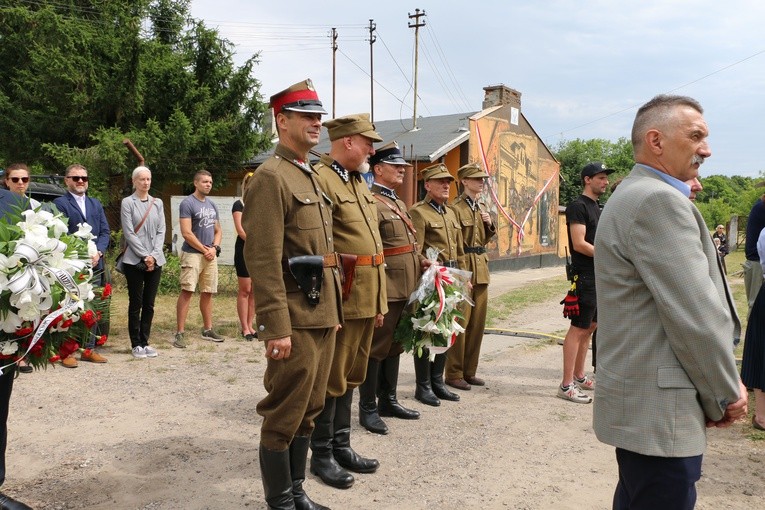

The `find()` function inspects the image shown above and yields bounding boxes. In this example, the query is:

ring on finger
[272,348,279,356]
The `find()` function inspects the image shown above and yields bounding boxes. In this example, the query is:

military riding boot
[358,359,389,434]
[259,445,296,510]
[289,436,330,510]
[431,353,460,401]
[413,352,440,407]
[332,389,380,473]
[377,355,420,419]
[309,397,354,489]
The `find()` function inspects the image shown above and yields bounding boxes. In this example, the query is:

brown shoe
[81,350,108,363]
[61,355,78,368]
[464,375,485,386]
[445,378,471,391]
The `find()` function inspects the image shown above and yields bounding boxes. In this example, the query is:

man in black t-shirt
[558,161,613,404]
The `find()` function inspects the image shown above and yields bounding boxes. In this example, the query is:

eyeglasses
[67,176,89,182]
[8,177,29,183]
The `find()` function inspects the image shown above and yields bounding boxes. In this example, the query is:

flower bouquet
[394,248,473,360]
[0,208,110,373]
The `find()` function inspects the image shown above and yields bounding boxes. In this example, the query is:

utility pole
[368,19,377,121]
[408,8,426,129]
[331,28,338,117]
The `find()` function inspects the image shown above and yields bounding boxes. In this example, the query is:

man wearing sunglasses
[54,164,110,367]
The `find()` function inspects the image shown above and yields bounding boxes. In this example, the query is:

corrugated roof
[250,111,478,165]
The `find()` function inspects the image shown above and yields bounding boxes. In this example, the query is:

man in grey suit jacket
[594,94,747,509]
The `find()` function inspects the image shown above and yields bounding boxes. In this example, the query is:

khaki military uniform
[409,196,464,266]
[446,194,496,380]
[370,183,422,360]
[242,143,343,451]
[314,155,388,396]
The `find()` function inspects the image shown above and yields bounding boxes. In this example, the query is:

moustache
[692,155,705,166]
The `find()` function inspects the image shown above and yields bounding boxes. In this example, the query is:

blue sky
[191,0,765,178]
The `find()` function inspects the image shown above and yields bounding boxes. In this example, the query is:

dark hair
[194,169,212,181]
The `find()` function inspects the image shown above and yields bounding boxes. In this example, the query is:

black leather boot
[358,359,389,434]
[309,398,354,489]
[413,352,440,407]
[259,445,296,509]
[0,493,32,510]
[289,436,330,510]
[332,389,380,473]
[431,353,460,401]
[378,355,420,419]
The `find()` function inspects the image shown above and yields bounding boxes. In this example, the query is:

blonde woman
[232,172,256,340]
[120,166,166,358]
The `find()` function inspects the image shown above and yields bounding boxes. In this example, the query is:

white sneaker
[557,383,592,404]
[574,374,595,391]
[143,345,158,358]
[132,346,147,359]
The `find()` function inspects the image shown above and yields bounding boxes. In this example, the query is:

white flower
[74,222,95,240]
[87,240,97,258]
[0,310,22,334]
[0,341,17,356]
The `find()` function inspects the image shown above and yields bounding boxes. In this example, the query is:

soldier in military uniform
[358,142,424,435]
[242,79,342,510]
[445,163,496,391]
[408,163,465,406]
[310,114,387,490]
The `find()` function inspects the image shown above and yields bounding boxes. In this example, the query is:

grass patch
[486,275,568,327]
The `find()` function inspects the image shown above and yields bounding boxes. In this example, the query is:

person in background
[409,163,464,406]
[358,142,423,435]
[743,193,765,315]
[0,188,32,509]
[741,224,765,431]
[3,164,36,374]
[3,163,39,209]
[174,170,224,348]
[712,224,729,274]
[311,114,386,490]
[445,163,496,391]
[121,166,165,359]
[232,172,257,341]
[53,164,110,367]
[558,161,612,403]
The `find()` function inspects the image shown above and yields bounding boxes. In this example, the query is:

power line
[423,22,471,110]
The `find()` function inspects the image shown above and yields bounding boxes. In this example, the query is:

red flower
[96,335,107,346]
[49,355,60,364]
[78,273,87,280]
[14,324,34,337]
[96,310,102,321]
[101,283,112,299]
[29,341,44,357]
[81,310,97,328]
[61,318,73,329]
[82,348,93,357]
[58,338,80,359]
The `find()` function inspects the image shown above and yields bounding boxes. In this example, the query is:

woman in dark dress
[233,172,256,340]
[742,228,765,430]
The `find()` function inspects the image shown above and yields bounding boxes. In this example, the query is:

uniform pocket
[293,192,322,230]
[336,194,364,223]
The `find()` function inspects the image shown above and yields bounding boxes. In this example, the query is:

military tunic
[242,143,343,450]
[314,155,388,396]
[370,183,422,360]
[446,194,496,380]
[409,196,464,266]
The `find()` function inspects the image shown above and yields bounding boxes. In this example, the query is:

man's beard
[358,161,371,174]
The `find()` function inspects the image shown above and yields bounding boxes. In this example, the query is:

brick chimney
[482,84,521,110]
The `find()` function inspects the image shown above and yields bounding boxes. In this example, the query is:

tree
[0,0,271,205]
[553,137,633,206]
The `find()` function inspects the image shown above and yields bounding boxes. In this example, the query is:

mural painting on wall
[470,115,559,258]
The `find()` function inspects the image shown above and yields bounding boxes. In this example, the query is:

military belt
[355,253,385,267]
[464,246,486,254]
[282,252,341,272]
[443,260,459,269]
[383,244,417,257]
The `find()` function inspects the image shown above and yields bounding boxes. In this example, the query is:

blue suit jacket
[54,192,111,270]
[0,188,30,219]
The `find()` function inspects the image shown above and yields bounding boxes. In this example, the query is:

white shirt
[70,191,86,217]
